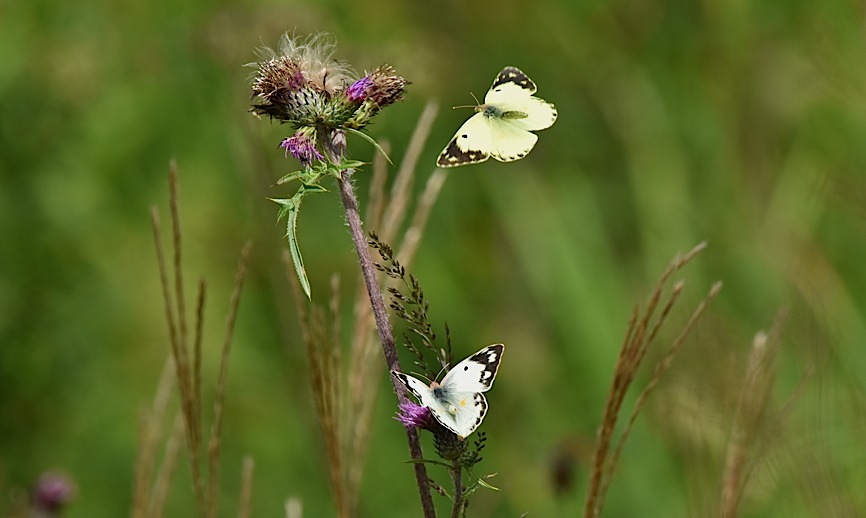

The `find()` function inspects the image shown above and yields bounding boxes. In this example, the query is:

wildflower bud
[433,425,467,461]
[279,127,324,165]
[329,129,347,158]
[32,471,76,515]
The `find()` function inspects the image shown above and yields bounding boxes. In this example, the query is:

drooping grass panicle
[368,231,452,380]
[584,242,721,518]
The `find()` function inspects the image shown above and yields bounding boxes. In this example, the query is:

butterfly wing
[433,344,504,437]
[437,390,488,438]
[486,67,558,132]
[437,112,492,168]
[391,371,436,407]
[440,344,505,393]
[392,371,468,436]
[487,118,538,163]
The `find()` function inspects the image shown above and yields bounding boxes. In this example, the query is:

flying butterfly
[437,66,557,167]
[391,344,505,439]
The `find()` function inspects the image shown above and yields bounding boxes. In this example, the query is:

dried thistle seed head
[276,32,354,96]
[250,32,354,124]
[366,65,407,107]
[343,65,408,129]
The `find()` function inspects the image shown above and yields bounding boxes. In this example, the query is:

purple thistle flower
[32,471,76,514]
[346,75,373,102]
[279,128,325,165]
[395,401,435,430]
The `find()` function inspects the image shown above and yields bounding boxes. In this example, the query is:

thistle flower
[395,401,435,430]
[250,33,407,137]
[31,471,76,515]
[279,127,325,165]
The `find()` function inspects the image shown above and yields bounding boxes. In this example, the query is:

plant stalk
[450,460,463,518]
[338,169,437,518]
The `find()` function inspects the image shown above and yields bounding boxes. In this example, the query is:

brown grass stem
[237,456,255,518]
[720,309,787,518]
[600,281,723,505]
[131,356,175,518]
[150,204,206,516]
[207,241,253,518]
[338,169,437,518]
[584,242,715,518]
[380,100,439,240]
[148,413,185,518]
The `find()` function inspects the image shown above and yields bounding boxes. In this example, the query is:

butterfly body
[392,344,504,438]
[437,66,557,167]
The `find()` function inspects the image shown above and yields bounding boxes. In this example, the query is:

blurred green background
[3,0,866,516]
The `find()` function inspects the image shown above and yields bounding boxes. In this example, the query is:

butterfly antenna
[434,364,450,381]
[450,92,483,111]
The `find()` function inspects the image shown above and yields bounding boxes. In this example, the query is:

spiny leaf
[271,183,327,299]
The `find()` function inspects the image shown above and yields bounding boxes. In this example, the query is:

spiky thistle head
[249,32,408,166]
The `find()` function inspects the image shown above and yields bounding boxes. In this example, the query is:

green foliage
[3,0,866,516]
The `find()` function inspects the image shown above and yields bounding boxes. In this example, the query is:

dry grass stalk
[148,414,185,518]
[287,265,347,516]
[601,280,723,500]
[284,497,303,518]
[584,242,719,518]
[131,356,175,518]
[719,310,787,518]
[149,167,207,514]
[144,163,254,517]
[237,456,255,518]
[207,241,253,518]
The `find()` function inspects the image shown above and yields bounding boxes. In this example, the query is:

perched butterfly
[392,344,505,439]
[436,66,557,167]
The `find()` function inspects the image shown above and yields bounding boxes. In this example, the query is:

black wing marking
[490,66,536,94]
[468,343,504,390]
[437,137,489,168]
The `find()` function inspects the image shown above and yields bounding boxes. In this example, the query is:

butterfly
[392,344,505,439]
[436,66,557,167]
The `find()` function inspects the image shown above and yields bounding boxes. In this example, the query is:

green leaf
[270,183,327,299]
[468,470,500,491]
[345,128,393,165]
[275,170,307,185]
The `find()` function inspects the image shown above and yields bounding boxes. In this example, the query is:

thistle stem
[450,461,463,518]
[338,169,437,518]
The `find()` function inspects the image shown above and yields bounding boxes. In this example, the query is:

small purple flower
[346,75,373,102]
[279,128,325,165]
[32,471,76,514]
[395,401,435,430]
